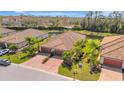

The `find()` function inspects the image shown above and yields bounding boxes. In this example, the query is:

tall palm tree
[85,11,93,29]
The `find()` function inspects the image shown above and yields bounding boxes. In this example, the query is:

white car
[0,49,10,56]
[0,59,11,66]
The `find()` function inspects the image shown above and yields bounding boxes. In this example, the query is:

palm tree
[85,11,94,29]
[25,37,39,46]
[8,44,17,50]
[83,39,100,65]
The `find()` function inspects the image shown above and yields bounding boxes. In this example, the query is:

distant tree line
[1,11,124,34]
[81,11,124,34]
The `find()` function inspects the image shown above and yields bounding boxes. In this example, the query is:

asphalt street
[0,64,72,81]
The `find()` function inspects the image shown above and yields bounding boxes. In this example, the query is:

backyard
[77,30,117,37]
[44,30,118,39]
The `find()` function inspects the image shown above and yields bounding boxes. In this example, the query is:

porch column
[122,61,124,69]
[100,56,104,64]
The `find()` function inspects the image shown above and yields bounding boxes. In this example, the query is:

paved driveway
[99,66,123,81]
[22,54,63,73]
[0,64,71,81]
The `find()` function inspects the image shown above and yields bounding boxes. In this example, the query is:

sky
[0,11,111,17]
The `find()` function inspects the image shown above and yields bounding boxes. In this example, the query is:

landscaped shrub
[63,61,72,67]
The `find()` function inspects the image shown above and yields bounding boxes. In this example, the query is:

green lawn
[58,59,100,81]
[44,29,118,40]
[0,52,29,64]
[78,30,116,37]
[0,39,48,64]
[44,29,117,37]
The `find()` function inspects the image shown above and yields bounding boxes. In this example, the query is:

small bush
[63,61,72,67]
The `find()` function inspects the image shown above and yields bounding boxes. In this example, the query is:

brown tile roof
[101,35,124,61]
[0,28,15,34]
[0,28,48,44]
[41,31,86,51]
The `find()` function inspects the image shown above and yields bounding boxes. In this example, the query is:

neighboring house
[0,28,16,37]
[40,31,86,56]
[100,35,124,69]
[0,28,48,48]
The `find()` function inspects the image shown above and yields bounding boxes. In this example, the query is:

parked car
[9,50,16,54]
[0,59,11,66]
[0,49,9,56]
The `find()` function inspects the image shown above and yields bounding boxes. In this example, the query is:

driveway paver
[99,66,123,81]
[22,54,63,73]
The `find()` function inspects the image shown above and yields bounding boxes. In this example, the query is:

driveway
[99,66,123,81]
[22,54,63,73]
[0,64,71,81]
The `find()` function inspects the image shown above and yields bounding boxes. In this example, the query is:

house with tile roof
[40,31,86,55]
[100,35,124,69]
[0,28,48,48]
[0,28,16,37]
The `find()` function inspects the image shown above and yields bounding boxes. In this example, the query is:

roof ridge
[54,42,63,48]
[102,37,124,50]
[61,32,75,49]
[102,35,124,46]
[101,44,124,56]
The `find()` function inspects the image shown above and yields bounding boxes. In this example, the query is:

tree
[85,11,93,29]
[23,46,37,57]
[25,37,39,46]
[8,44,17,50]
[83,39,100,66]
[71,39,86,63]
[71,47,83,63]
[24,37,40,56]
[27,46,37,56]
[62,51,72,62]
[62,39,86,64]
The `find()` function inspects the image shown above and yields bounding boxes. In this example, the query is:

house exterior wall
[103,57,123,68]
[40,46,64,56]
[0,33,48,49]
[55,49,64,56]
[41,47,51,53]
[16,41,27,48]
[0,42,6,48]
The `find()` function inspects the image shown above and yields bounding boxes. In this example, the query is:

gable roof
[101,35,124,61]
[0,28,48,44]
[41,31,86,51]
